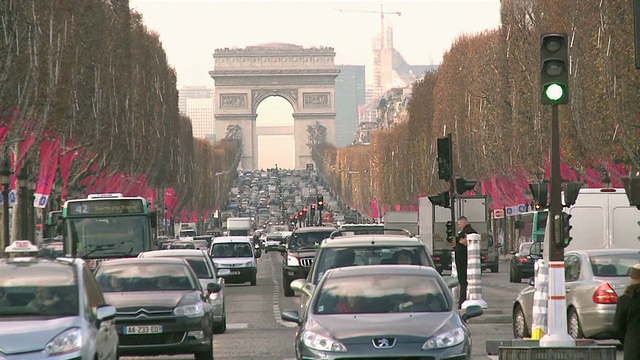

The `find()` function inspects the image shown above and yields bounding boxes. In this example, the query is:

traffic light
[455,177,477,195]
[540,33,569,104]
[622,168,640,209]
[437,136,452,181]
[310,204,316,216]
[428,191,451,209]
[529,181,548,210]
[563,181,583,207]
[317,195,324,210]
[445,221,454,242]
[554,211,573,248]
[289,215,295,226]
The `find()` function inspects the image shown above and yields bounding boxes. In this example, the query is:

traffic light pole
[540,104,574,347]
[447,133,456,271]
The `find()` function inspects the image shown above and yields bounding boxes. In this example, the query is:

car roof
[567,248,640,256]
[141,249,208,257]
[293,226,336,234]
[99,257,189,266]
[320,234,427,248]
[323,264,439,279]
[212,236,251,243]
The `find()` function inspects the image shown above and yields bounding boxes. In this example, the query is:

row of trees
[314,0,640,214]
[0,0,239,213]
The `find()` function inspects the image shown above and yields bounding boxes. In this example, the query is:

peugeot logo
[372,337,396,349]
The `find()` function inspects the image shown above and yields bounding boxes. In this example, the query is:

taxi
[0,241,119,359]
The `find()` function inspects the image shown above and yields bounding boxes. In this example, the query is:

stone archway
[210,43,339,170]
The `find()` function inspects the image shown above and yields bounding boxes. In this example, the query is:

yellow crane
[333,4,401,50]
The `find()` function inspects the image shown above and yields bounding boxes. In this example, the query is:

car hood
[104,291,200,311]
[288,249,317,258]
[309,312,460,342]
[0,316,81,354]
[213,258,254,266]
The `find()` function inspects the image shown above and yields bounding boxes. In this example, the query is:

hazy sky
[129,0,502,169]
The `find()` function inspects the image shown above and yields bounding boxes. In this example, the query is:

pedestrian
[614,263,640,360]
[454,216,477,307]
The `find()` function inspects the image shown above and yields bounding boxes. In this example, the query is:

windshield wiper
[78,241,133,258]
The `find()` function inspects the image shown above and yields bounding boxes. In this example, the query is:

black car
[282,226,336,297]
[509,241,540,283]
[94,257,221,359]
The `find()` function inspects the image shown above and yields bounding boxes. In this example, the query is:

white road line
[226,323,248,329]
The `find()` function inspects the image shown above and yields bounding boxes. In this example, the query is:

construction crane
[333,4,401,50]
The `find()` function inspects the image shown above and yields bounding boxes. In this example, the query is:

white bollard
[462,233,487,309]
[450,250,459,306]
[531,259,548,339]
[539,260,575,346]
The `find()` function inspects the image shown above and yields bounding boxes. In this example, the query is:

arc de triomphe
[209,43,339,170]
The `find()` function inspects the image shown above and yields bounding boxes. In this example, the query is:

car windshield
[314,273,449,314]
[96,263,197,292]
[312,247,430,284]
[518,243,533,255]
[0,262,79,317]
[289,231,334,250]
[590,253,640,277]
[211,243,253,258]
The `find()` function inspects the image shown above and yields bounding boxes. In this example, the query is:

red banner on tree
[33,136,61,208]
[59,144,80,201]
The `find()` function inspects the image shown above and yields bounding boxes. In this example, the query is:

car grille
[336,357,437,360]
[116,308,175,319]
[119,332,186,346]
[300,257,314,267]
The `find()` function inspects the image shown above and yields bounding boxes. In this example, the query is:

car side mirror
[207,282,222,294]
[461,305,483,321]
[96,304,117,326]
[281,309,302,324]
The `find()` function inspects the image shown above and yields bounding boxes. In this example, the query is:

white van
[209,236,258,285]
[566,188,640,250]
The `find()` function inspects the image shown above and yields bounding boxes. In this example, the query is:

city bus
[61,193,157,267]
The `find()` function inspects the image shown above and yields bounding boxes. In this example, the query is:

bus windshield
[66,216,150,258]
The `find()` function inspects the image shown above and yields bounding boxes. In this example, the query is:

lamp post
[0,160,11,253]
[27,180,36,242]
[16,167,27,240]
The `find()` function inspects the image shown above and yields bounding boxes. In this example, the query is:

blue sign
[38,195,48,206]
[8,190,16,207]
[505,207,514,215]
[518,204,526,213]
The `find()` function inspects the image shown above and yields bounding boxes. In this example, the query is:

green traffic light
[545,83,564,101]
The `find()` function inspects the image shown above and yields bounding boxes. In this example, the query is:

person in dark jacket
[614,263,640,360]
[454,216,477,308]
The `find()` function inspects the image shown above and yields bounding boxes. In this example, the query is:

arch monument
[209,43,339,170]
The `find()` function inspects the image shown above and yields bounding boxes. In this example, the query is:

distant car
[94,257,220,359]
[509,241,538,283]
[0,255,119,359]
[138,249,228,333]
[38,241,65,259]
[210,236,259,285]
[169,240,196,249]
[264,233,286,253]
[281,265,482,359]
[512,248,640,339]
[282,226,336,297]
[191,240,210,251]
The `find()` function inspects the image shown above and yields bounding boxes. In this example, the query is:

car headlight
[244,261,254,267]
[287,255,300,266]
[422,327,466,349]
[174,303,205,318]
[302,330,347,352]
[45,327,82,355]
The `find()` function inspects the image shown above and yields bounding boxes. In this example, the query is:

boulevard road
[123,254,531,360]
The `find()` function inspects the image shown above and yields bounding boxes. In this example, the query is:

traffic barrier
[531,259,548,339]
[462,233,487,309]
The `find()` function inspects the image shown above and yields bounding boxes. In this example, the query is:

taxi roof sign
[5,240,39,253]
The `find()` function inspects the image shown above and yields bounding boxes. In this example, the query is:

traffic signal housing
[563,181,583,207]
[540,33,569,104]
[554,211,573,248]
[529,181,548,210]
[437,136,452,181]
[428,191,451,209]
[445,221,454,242]
[455,177,477,195]
[317,195,324,210]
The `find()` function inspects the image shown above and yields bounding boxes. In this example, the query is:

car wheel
[510,264,521,283]
[193,333,214,360]
[251,274,257,286]
[568,308,584,339]
[283,278,294,297]
[491,263,499,273]
[513,304,530,339]
[213,314,227,334]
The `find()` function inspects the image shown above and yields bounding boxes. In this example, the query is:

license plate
[123,325,163,334]
[230,271,241,275]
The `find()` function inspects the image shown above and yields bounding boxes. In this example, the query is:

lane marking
[269,253,299,328]
[226,323,249,329]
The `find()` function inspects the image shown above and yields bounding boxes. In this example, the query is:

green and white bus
[62,193,157,266]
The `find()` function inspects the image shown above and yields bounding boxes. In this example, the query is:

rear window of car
[95,263,197,292]
[311,246,433,284]
[590,254,640,277]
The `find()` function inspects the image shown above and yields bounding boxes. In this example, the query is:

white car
[210,236,259,285]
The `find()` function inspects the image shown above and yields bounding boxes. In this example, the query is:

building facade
[335,65,366,147]
[178,86,215,141]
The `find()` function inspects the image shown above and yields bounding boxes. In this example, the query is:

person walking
[614,263,640,360]
[454,216,477,307]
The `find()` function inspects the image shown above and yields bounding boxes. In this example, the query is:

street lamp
[0,160,11,252]
[17,167,27,240]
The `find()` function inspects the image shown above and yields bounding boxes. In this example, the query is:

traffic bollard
[462,233,487,309]
[531,259,548,339]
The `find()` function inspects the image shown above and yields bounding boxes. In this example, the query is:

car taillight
[592,283,618,304]
[517,257,529,263]
[481,255,487,260]
[433,256,440,261]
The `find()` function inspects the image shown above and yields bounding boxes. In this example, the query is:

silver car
[0,256,119,359]
[282,265,482,360]
[139,249,227,333]
[512,248,640,339]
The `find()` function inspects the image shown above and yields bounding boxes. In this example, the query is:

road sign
[8,190,16,207]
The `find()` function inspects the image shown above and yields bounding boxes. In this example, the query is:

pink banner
[9,130,37,190]
[33,136,61,208]
[59,145,80,201]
